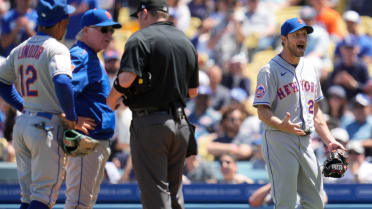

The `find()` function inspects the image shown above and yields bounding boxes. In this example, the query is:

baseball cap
[346,141,364,154]
[354,93,370,106]
[130,0,169,18]
[330,128,349,144]
[340,35,358,48]
[80,9,121,29]
[281,17,313,36]
[328,85,346,99]
[300,6,317,20]
[37,0,75,27]
[103,49,120,62]
[343,10,360,23]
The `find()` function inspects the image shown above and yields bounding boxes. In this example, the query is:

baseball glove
[62,129,99,157]
[322,149,348,178]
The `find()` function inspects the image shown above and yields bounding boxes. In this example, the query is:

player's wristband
[113,77,127,94]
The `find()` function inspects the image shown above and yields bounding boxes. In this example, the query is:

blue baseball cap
[281,17,313,36]
[80,9,122,29]
[37,0,75,27]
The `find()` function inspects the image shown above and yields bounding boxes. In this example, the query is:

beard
[288,43,305,57]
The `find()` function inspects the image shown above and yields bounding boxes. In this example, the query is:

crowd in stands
[1,0,372,196]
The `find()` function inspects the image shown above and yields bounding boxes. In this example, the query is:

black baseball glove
[322,149,348,178]
[62,129,99,157]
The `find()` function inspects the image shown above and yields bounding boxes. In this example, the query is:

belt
[23,111,54,120]
[131,107,171,117]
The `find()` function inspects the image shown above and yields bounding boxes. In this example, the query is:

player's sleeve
[0,52,17,84]
[188,47,199,89]
[314,66,324,102]
[118,34,148,77]
[253,65,276,108]
[53,74,77,121]
[0,82,23,111]
[49,43,73,78]
[70,50,89,94]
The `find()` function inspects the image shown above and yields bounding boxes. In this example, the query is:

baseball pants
[64,140,110,209]
[130,112,190,209]
[13,113,66,208]
[262,130,325,209]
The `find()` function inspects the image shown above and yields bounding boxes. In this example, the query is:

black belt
[131,107,171,117]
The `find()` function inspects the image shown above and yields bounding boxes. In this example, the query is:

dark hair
[220,103,248,123]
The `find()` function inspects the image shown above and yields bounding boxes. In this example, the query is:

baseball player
[0,0,93,209]
[253,18,345,209]
[63,9,121,209]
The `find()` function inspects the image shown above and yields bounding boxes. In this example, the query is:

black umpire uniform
[112,0,199,208]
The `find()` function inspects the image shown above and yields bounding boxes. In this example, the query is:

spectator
[346,0,372,17]
[207,64,230,110]
[218,153,254,184]
[0,0,37,56]
[334,10,372,64]
[188,0,209,20]
[300,6,331,82]
[207,103,253,160]
[221,53,251,96]
[326,36,370,99]
[167,0,191,32]
[207,0,245,68]
[103,48,121,85]
[241,0,278,57]
[187,85,221,138]
[325,85,354,129]
[308,0,344,40]
[345,93,372,141]
[183,155,217,183]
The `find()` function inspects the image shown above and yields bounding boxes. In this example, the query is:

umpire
[107,0,199,208]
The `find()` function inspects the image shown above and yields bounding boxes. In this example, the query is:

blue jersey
[1,9,38,56]
[70,41,115,140]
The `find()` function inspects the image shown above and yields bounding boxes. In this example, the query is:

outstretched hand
[280,112,306,136]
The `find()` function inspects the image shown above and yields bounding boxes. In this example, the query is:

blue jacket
[70,41,115,140]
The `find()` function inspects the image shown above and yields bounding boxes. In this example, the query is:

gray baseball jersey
[0,34,72,207]
[0,35,72,113]
[253,55,326,209]
[253,55,323,132]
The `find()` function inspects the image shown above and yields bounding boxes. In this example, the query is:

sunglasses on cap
[89,26,115,34]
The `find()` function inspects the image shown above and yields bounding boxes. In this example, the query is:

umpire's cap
[37,0,75,27]
[130,0,169,18]
[281,17,313,36]
[80,9,122,29]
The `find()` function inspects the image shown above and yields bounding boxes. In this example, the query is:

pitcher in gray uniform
[253,17,345,209]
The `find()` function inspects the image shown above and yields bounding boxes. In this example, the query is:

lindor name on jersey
[277,80,315,100]
[18,45,44,59]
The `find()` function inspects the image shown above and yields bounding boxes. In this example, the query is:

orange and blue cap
[281,17,313,36]
[80,9,122,29]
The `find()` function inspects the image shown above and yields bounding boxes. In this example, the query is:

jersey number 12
[19,64,38,97]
